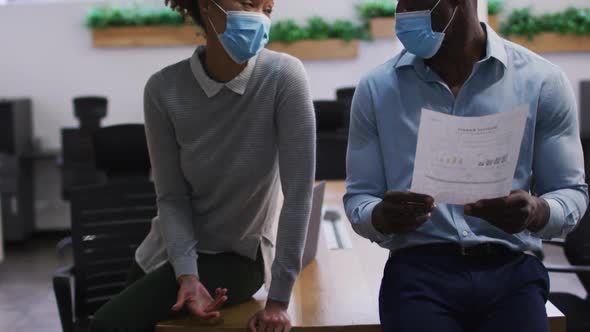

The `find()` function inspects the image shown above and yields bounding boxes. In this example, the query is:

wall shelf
[91,26,360,60]
[267,39,360,60]
[92,25,205,48]
[508,33,590,54]
[488,14,499,31]
[369,17,395,39]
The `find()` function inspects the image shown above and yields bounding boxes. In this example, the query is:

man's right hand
[372,192,436,235]
[172,275,228,319]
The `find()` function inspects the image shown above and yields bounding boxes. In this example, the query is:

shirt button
[462,230,469,237]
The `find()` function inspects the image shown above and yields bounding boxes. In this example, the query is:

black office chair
[93,124,151,179]
[544,211,590,332]
[336,87,356,103]
[73,96,108,131]
[57,124,151,255]
[336,87,356,129]
[314,100,349,180]
[60,96,108,200]
[53,180,156,332]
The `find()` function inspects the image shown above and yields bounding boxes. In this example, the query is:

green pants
[90,250,265,332]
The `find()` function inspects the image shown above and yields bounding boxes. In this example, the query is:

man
[344,0,588,331]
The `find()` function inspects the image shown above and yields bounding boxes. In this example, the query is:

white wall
[1,0,399,150]
[3,0,590,151]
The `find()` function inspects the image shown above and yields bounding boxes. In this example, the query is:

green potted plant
[85,5,204,48]
[501,7,590,53]
[268,17,366,60]
[357,0,397,39]
[487,0,503,31]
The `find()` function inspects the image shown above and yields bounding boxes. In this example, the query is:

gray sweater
[135,47,316,302]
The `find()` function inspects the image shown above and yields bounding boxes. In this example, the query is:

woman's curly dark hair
[166,0,205,29]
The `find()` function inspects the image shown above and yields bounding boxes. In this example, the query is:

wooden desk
[156,181,566,332]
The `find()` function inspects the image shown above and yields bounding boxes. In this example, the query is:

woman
[89,0,316,331]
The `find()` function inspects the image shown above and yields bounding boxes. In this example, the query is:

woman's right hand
[172,275,228,319]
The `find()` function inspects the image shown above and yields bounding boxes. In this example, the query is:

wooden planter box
[91,26,360,60]
[92,25,205,48]
[508,33,590,53]
[369,17,396,39]
[488,14,499,31]
[267,39,360,60]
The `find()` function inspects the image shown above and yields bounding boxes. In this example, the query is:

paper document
[410,108,529,205]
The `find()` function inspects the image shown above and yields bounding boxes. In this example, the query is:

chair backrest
[336,87,356,104]
[73,96,108,131]
[313,100,348,132]
[564,210,590,296]
[69,180,156,320]
[93,124,151,178]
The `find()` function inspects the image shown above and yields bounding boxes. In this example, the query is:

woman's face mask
[395,0,458,59]
[208,0,272,64]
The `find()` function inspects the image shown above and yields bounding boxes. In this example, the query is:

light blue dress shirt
[344,24,588,253]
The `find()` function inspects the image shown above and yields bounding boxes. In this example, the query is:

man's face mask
[395,0,458,59]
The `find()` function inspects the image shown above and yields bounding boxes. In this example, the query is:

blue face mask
[208,1,271,64]
[395,0,457,59]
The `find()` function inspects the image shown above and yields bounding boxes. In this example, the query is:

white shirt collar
[189,45,258,98]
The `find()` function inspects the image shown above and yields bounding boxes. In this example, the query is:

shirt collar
[481,22,508,68]
[395,22,508,73]
[190,45,258,98]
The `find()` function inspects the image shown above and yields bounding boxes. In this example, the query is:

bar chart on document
[410,108,529,205]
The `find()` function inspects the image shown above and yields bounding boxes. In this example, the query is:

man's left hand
[247,299,291,332]
[464,190,550,234]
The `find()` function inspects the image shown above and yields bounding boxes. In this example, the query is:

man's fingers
[472,197,507,210]
[387,215,431,226]
[465,197,509,218]
[466,201,528,220]
[504,192,529,207]
[382,201,434,216]
[468,192,528,213]
[384,192,435,206]
[467,207,530,234]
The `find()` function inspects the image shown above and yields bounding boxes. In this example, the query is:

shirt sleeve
[343,77,391,244]
[532,67,589,239]
[144,73,199,279]
[268,56,316,303]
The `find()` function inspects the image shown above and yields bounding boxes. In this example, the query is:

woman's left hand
[247,299,291,332]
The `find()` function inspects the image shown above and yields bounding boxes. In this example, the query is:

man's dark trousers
[379,245,550,332]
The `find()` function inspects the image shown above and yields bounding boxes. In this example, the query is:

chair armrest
[544,264,590,275]
[56,236,72,257]
[53,265,75,332]
[543,239,566,247]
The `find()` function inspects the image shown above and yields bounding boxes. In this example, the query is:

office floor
[0,233,72,332]
[0,233,587,332]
